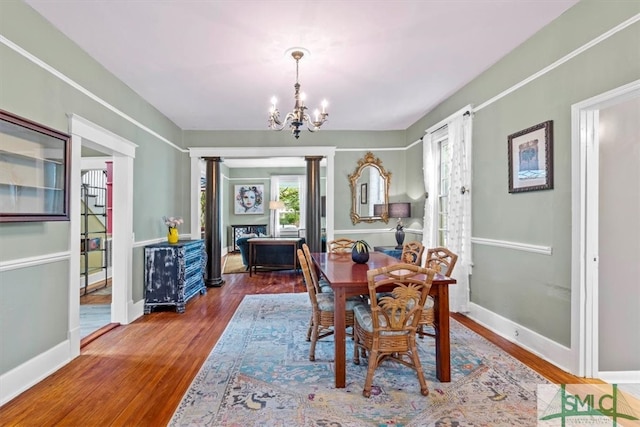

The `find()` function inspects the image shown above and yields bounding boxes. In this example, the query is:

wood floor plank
[0,265,600,426]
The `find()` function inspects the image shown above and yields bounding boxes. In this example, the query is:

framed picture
[0,109,71,222]
[360,183,368,204]
[234,184,264,214]
[508,120,553,193]
[81,237,102,253]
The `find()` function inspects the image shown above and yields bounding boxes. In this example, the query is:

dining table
[311,251,457,388]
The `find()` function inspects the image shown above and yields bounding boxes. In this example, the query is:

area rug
[170,293,550,426]
[223,253,247,274]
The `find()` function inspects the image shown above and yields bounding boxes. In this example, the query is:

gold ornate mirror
[349,152,391,225]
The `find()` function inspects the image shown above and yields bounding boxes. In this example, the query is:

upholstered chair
[417,247,458,338]
[302,243,332,294]
[297,249,359,362]
[352,263,436,397]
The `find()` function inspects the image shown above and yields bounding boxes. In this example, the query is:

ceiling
[25,0,578,133]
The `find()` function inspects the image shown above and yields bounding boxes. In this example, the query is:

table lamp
[269,200,285,237]
[388,202,411,249]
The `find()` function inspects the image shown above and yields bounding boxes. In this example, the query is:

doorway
[572,80,640,382]
[79,157,113,338]
[68,115,137,356]
[188,146,337,248]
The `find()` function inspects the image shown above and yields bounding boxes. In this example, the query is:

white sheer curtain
[422,110,472,313]
[422,132,437,250]
[446,113,472,313]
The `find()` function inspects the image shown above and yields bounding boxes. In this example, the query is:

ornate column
[305,156,323,253]
[204,157,224,287]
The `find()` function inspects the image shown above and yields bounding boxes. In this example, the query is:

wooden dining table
[311,251,457,388]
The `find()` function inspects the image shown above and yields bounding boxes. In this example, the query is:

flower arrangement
[163,216,184,231]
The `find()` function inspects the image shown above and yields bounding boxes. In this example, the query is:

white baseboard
[0,341,72,406]
[467,302,575,374]
[129,299,145,324]
[599,371,640,384]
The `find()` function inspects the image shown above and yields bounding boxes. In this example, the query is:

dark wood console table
[248,237,302,276]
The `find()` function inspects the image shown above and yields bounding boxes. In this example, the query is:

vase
[351,248,369,264]
[167,228,179,244]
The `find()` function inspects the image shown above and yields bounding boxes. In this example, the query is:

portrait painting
[234,184,264,214]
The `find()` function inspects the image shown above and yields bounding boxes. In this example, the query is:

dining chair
[297,249,359,362]
[327,238,356,253]
[352,263,436,397]
[417,246,458,339]
[302,243,332,293]
[401,241,425,265]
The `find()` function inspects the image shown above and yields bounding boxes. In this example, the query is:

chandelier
[268,49,328,139]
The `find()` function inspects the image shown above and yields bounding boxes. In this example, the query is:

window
[278,178,301,227]
[437,138,449,247]
[271,175,305,236]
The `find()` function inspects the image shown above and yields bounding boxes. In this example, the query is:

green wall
[184,130,411,248]
[0,0,186,374]
[1,0,638,387]
[406,0,640,346]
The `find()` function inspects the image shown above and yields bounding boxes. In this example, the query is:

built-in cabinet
[143,240,207,314]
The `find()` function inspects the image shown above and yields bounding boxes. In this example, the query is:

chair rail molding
[471,237,552,256]
[0,252,71,272]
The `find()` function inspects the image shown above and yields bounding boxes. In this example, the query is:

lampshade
[269,200,285,210]
[388,202,411,219]
[373,204,385,216]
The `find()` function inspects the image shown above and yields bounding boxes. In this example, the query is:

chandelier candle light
[268,49,328,139]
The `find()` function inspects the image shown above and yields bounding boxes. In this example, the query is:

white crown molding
[0,35,184,152]
[473,13,640,113]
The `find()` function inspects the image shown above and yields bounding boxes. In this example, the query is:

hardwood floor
[0,267,599,426]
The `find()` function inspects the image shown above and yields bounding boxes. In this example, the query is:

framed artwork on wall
[0,109,71,222]
[234,184,264,214]
[508,120,554,193]
[360,183,368,204]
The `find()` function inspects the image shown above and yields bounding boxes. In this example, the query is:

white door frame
[69,115,137,356]
[571,79,640,377]
[188,146,336,245]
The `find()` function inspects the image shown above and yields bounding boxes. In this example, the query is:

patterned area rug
[223,253,247,274]
[170,293,549,426]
